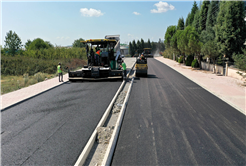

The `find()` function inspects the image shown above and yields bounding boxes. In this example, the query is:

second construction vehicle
[143,48,153,58]
[135,56,148,77]
[68,35,123,81]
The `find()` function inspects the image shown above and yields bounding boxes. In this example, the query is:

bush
[23,73,29,85]
[232,52,246,72]
[185,55,194,66]
[191,59,199,68]
[34,72,46,82]
[178,56,183,63]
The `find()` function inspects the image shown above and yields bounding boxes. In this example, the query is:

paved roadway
[1,81,122,165]
[112,58,246,165]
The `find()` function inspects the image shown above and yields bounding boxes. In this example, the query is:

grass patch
[1,73,55,95]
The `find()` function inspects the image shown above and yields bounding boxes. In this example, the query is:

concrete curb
[101,75,134,166]
[155,58,245,115]
[74,80,125,166]
[74,61,136,166]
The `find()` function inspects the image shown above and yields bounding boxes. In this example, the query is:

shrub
[178,56,183,63]
[191,59,199,68]
[185,55,194,66]
[34,72,46,82]
[23,73,29,85]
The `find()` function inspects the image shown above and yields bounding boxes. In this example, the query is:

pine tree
[164,25,176,48]
[137,40,141,54]
[192,10,200,32]
[206,0,220,29]
[177,17,185,30]
[189,1,199,26]
[129,42,134,56]
[216,1,246,58]
[147,39,151,48]
[141,38,145,52]
[199,1,210,32]
[132,40,137,54]
[185,12,191,27]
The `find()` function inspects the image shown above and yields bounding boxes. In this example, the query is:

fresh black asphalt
[111,58,246,165]
[1,81,121,165]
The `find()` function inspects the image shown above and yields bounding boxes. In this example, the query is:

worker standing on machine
[96,48,101,65]
[120,60,127,80]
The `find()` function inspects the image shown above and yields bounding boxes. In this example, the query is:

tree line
[163,0,246,71]
[1,31,87,76]
[128,38,165,56]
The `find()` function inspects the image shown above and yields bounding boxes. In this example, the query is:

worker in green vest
[57,62,63,82]
[120,60,127,80]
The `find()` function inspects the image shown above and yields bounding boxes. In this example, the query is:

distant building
[120,46,129,55]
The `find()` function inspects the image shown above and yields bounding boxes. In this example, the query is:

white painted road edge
[155,58,246,116]
[74,64,135,166]
[101,74,135,166]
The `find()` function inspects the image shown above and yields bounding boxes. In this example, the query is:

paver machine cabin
[143,48,153,58]
[68,35,123,81]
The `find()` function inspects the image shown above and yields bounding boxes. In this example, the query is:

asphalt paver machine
[68,35,123,81]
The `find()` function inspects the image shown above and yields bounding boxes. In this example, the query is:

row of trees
[2,30,86,57]
[1,30,87,76]
[164,0,246,70]
[128,38,165,56]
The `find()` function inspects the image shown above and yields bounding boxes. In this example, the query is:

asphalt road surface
[1,81,121,165]
[111,58,246,165]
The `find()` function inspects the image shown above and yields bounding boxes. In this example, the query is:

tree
[129,42,134,56]
[189,1,199,25]
[232,48,246,72]
[4,30,23,56]
[201,40,219,71]
[72,38,85,48]
[170,30,182,56]
[206,0,220,29]
[192,10,200,32]
[185,12,191,27]
[141,38,145,52]
[215,1,246,59]
[164,25,176,48]
[28,38,50,50]
[177,17,185,30]
[200,26,215,44]
[137,40,141,54]
[199,1,210,32]
[147,39,151,48]
[45,41,54,48]
[188,27,203,67]
[0,45,3,54]
[132,40,137,54]
[25,39,32,50]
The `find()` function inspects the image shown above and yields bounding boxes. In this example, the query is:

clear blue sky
[1,0,199,47]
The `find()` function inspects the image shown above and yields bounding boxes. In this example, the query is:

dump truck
[143,48,153,58]
[68,35,123,81]
[135,56,148,77]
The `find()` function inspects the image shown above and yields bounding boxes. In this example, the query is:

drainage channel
[75,64,135,166]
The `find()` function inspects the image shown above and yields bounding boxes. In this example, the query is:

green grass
[1,73,55,95]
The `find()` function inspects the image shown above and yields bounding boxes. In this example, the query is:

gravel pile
[112,91,127,113]
[97,126,114,144]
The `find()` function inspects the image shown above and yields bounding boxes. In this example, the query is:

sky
[1,0,198,47]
